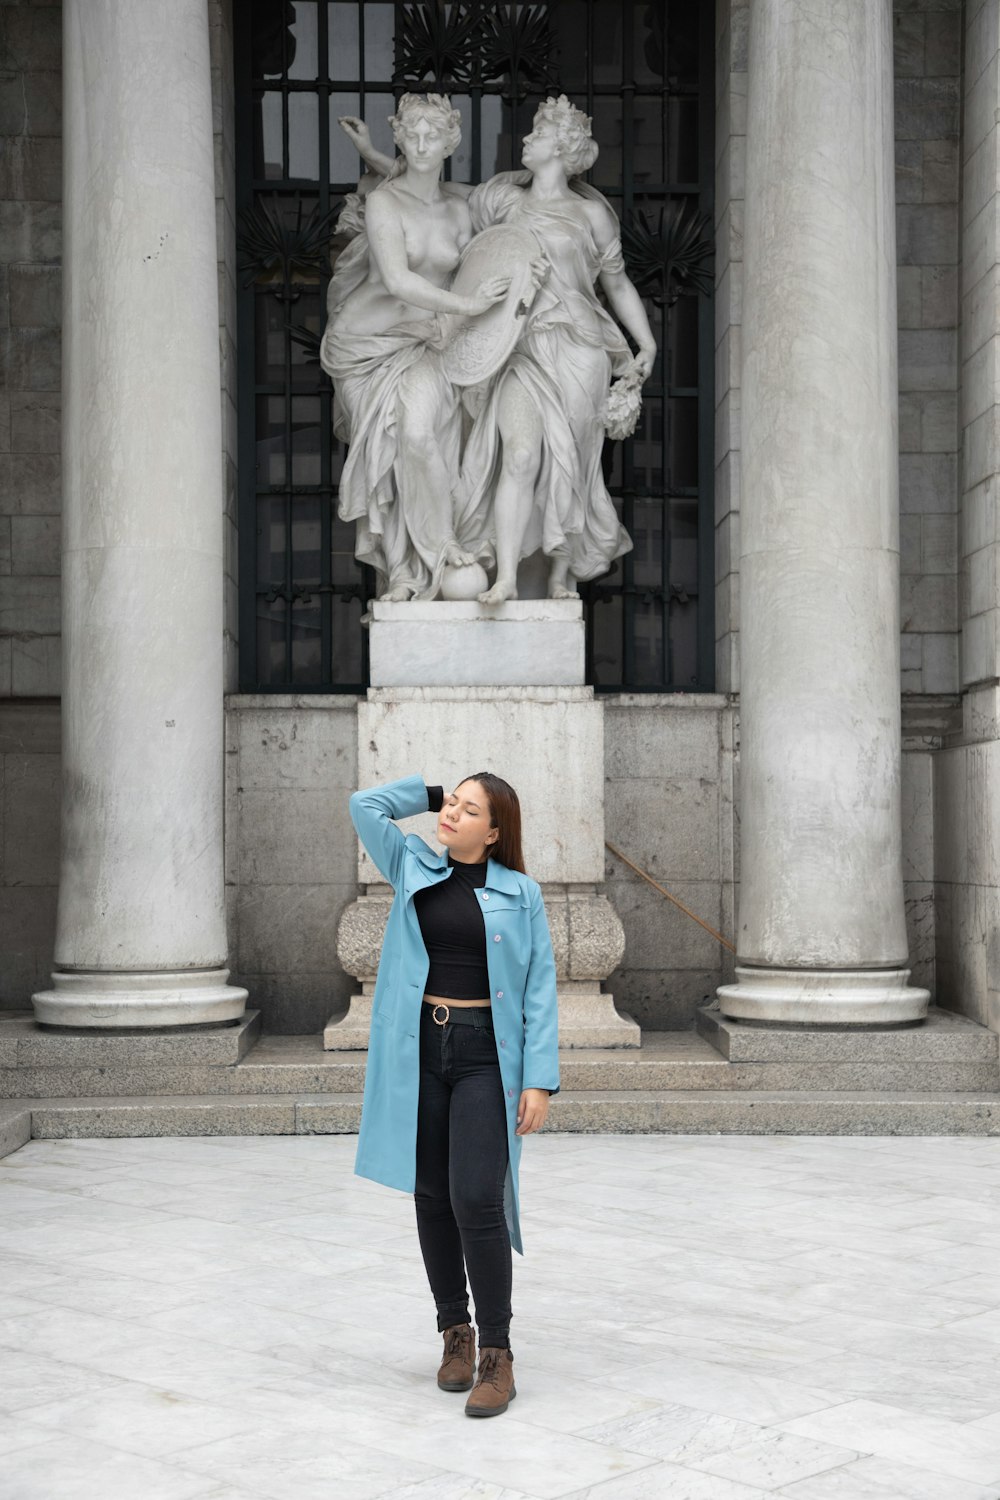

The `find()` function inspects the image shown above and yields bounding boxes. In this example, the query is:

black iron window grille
[235,1,715,691]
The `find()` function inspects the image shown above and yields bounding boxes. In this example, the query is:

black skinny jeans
[413,1001,513,1349]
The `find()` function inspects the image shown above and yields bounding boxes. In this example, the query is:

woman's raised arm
[349,774,443,887]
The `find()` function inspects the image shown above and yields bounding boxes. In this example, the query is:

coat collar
[405,834,523,895]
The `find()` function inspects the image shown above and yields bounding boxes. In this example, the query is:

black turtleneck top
[412,782,491,999]
[413,852,491,999]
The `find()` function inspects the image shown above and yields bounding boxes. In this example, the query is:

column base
[31,969,249,1029]
[716,967,931,1026]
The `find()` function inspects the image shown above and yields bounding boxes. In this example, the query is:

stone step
[0,1088,997,1157]
[697,1000,998,1060]
[2,1029,997,1099]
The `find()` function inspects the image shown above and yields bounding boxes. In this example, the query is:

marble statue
[319,93,510,602]
[327,94,657,604]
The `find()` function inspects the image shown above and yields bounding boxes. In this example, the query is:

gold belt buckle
[431,1002,450,1026]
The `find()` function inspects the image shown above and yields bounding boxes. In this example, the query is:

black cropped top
[413,853,491,999]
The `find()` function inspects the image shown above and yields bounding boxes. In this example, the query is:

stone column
[31,0,247,1027]
[717,0,929,1025]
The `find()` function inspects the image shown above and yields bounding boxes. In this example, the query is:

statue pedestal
[325,605,640,1050]
[368,599,584,686]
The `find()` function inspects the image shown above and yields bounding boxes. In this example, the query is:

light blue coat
[349,774,561,1255]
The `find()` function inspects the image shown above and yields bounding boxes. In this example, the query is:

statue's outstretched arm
[338,114,474,197]
[339,115,396,179]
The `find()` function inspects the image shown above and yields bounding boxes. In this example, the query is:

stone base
[716,967,931,1026]
[323,988,374,1051]
[553,982,641,1048]
[368,600,584,687]
[323,981,639,1050]
[31,969,249,1029]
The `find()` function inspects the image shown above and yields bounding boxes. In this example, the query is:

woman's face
[437,779,497,863]
[521,119,562,172]
[397,112,452,171]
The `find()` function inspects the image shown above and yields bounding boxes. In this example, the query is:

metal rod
[605,839,736,953]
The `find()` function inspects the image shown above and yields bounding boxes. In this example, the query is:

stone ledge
[3,1050,997,1100]
[0,1009,262,1067]
[698,1001,999,1061]
[545,1090,1000,1135]
[6,1088,1000,1142]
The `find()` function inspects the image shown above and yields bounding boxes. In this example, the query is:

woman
[320,95,508,601]
[344,95,657,602]
[348,772,560,1417]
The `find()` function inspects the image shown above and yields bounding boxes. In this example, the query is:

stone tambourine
[440,224,542,386]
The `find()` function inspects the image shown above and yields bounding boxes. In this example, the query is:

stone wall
[603,695,734,1030]
[224,697,360,1032]
[932,0,1000,1036]
[227,696,741,1034]
[211,0,240,695]
[895,0,962,697]
[713,0,745,696]
[0,0,61,698]
[0,702,58,1008]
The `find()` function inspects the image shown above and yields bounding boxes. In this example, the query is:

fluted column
[32,0,247,1027]
[717,0,929,1024]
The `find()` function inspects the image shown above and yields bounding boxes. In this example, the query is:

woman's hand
[516,1088,550,1135]
[462,274,512,317]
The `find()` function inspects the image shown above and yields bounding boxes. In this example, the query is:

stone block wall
[224,695,743,1035]
[960,0,1000,689]
[932,0,1000,1036]
[211,0,240,695]
[223,697,360,1032]
[0,689,942,1029]
[895,0,962,696]
[603,694,735,1030]
[713,0,745,696]
[0,0,61,698]
[0,703,58,1009]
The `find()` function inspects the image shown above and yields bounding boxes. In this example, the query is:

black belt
[421,1000,493,1027]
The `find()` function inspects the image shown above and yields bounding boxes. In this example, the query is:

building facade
[0,0,994,1041]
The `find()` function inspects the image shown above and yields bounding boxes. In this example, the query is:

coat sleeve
[521,882,561,1096]
[349,775,439,888]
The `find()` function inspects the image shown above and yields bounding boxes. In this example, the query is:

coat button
[508,1088,514,1097]
[496,990,503,998]
[500,1039,506,1047]
[482,892,489,900]
[493,933,501,942]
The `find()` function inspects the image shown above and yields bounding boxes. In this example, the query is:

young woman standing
[348,772,560,1417]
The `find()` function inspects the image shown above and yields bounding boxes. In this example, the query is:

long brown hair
[460,771,526,874]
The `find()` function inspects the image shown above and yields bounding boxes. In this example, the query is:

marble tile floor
[2,1134,1000,1499]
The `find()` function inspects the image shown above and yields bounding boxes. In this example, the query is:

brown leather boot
[437,1322,475,1391]
[464,1345,516,1417]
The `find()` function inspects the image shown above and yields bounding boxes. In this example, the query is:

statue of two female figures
[319,92,657,605]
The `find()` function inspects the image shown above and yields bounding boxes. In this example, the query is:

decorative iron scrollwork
[394,2,558,99]
[622,200,715,308]
[237,194,342,294]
